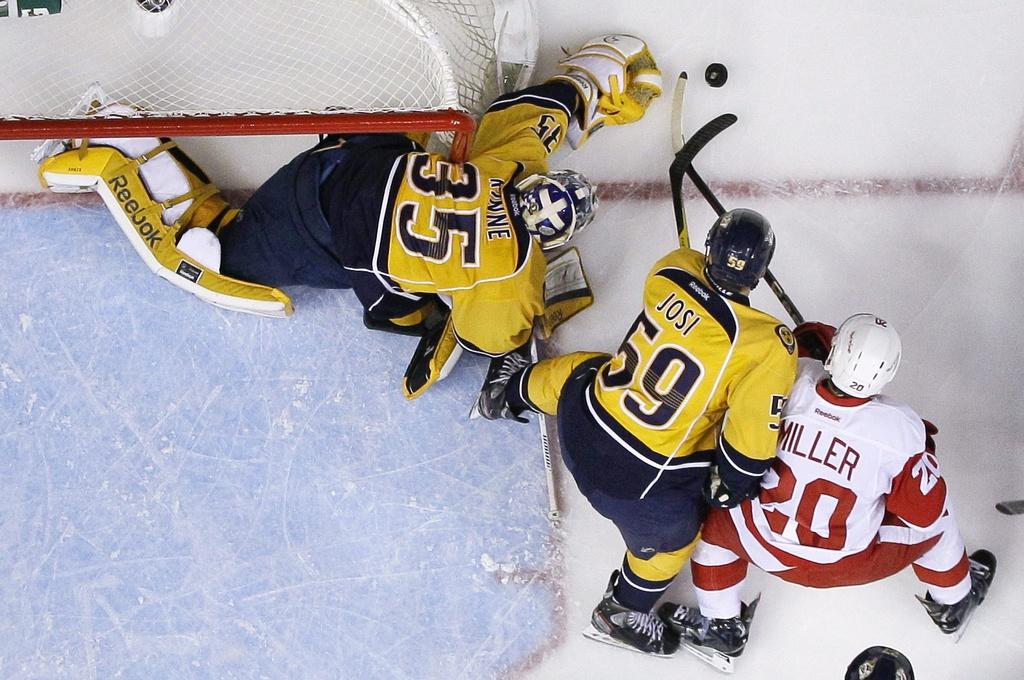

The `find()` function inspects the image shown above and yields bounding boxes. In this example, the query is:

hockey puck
[705,63,728,88]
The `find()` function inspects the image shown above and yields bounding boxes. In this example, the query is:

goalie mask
[704,208,775,295]
[516,170,597,250]
[825,313,902,397]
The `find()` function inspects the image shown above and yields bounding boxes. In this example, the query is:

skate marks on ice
[0,204,560,679]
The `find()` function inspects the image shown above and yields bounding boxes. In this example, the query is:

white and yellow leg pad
[38,143,293,317]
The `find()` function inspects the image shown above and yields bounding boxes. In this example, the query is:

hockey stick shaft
[671,71,687,154]
[538,412,560,520]
[676,123,807,326]
[531,336,560,521]
[670,113,737,248]
[670,72,689,247]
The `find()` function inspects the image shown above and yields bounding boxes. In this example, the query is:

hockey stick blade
[669,113,738,187]
[670,71,688,154]
[995,499,1024,515]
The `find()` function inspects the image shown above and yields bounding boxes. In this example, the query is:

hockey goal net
[0,0,528,160]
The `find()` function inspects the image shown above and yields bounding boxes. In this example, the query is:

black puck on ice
[705,63,728,88]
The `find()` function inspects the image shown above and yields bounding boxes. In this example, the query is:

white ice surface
[2,2,1024,679]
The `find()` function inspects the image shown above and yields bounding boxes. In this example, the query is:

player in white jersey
[657,314,996,673]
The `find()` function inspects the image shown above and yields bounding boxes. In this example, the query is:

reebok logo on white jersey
[814,408,840,422]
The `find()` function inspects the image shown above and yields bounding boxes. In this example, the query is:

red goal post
[0,0,536,163]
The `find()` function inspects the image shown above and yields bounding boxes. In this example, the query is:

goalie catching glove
[553,34,663,148]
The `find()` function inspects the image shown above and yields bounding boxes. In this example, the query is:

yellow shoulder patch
[775,324,796,355]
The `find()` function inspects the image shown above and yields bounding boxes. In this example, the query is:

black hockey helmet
[845,646,915,680]
[704,208,775,295]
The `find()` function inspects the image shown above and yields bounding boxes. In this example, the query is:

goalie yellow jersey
[375,81,580,355]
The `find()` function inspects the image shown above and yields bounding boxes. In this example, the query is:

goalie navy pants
[219,134,435,323]
[220,136,354,289]
[556,359,709,557]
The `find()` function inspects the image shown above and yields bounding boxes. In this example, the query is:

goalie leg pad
[39,144,291,317]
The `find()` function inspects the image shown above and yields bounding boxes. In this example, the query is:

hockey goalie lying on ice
[35,34,662,399]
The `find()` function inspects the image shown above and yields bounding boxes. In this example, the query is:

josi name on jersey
[654,290,702,335]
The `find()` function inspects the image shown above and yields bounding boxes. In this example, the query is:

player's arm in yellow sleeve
[471,33,663,169]
[514,351,609,416]
[714,333,798,505]
[470,80,579,174]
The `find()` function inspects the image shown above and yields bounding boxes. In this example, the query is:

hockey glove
[702,466,757,509]
[472,343,533,423]
[552,34,662,148]
[793,321,836,362]
[923,419,938,454]
[363,296,444,337]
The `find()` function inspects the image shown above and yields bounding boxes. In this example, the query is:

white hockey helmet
[824,313,902,397]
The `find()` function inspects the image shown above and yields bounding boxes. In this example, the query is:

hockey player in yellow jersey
[38,34,662,398]
[478,208,798,656]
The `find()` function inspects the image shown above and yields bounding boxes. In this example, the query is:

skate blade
[951,606,979,643]
[581,624,675,658]
[681,641,736,674]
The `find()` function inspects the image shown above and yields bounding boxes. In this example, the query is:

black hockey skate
[582,571,680,657]
[469,342,532,422]
[658,595,760,673]
[917,549,996,642]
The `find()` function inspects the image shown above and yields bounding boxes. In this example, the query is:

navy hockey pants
[220,138,353,289]
[557,361,708,557]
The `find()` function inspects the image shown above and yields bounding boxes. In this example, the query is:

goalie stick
[995,499,1024,515]
[531,336,561,522]
[669,77,805,326]
[467,333,561,522]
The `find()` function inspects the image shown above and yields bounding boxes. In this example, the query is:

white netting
[0,0,500,119]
